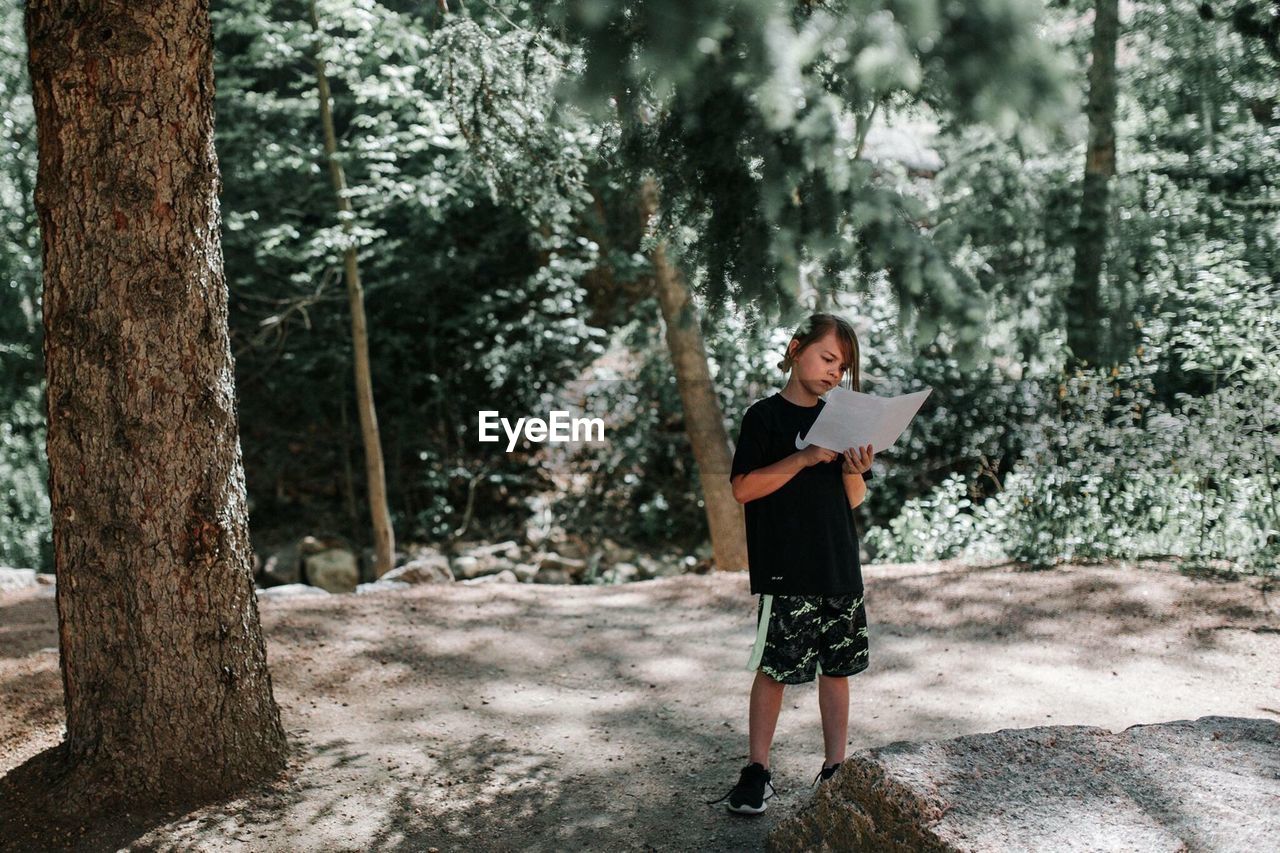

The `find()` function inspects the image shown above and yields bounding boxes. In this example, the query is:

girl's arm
[732,446,833,504]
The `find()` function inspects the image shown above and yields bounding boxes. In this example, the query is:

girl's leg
[748,669,786,768]
[817,674,849,767]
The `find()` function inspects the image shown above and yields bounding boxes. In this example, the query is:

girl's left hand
[842,444,873,475]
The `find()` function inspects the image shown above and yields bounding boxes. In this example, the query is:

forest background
[1,0,1276,583]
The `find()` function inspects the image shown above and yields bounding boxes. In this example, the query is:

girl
[709,312,875,815]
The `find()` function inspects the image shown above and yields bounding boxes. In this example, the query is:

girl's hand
[842,444,874,475]
[799,445,838,467]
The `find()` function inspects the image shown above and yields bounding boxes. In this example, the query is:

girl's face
[789,329,849,395]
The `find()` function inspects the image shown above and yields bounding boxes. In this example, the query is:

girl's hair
[776,312,862,392]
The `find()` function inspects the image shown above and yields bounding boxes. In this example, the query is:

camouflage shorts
[745,593,869,684]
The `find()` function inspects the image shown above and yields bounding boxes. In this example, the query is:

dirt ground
[2,558,1277,852]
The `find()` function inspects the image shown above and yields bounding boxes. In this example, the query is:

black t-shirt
[729,392,873,596]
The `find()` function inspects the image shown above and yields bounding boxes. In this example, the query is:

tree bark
[21,0,287,814]
[1068,0,1120,369]
[640,177,749,573]
[309,0,396,578]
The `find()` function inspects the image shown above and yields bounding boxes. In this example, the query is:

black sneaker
[706,762,775,814]
[812,761,842,787]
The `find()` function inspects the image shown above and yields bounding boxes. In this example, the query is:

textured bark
[1068,0,1120,369]
[640,177,749,573]
[310,0,396,579]
[23,0,287,812]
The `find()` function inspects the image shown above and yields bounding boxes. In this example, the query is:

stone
[538,552,587,579]
[767,715,1280,853]
[257,583,330,599]
[461,569,518,585]
[451,554,513,580]
[599,562,639,584]
[465,540,520,559]
[512,563,540,583]
[356,580,412,594]
[259,542,301,586]
[381,556,454,584]
[532,568,572,585]
[636,555,683,579]
[548,533,589,560]
[304,547,359,594]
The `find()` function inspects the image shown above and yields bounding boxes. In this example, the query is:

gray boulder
[532,568,573,585]
[767,715,1280,852]
[257,583,330,599]
[599,562,639,584]
[356,580,412,594]
[303,546,359,593]
[451,554,515,580]
[259,542,301,586]
[461,569,518,585]
[512,563,540,583]
[538,552,586,580]
[382,556,454,584]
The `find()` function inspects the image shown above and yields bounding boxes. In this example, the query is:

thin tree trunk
[18,0,287,818]
[309,0,395,578]
[1068,0,1120,369]
[639,177,749,573]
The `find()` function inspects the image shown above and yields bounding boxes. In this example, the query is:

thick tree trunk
[1068,0,1120,369]
[640,177,749,573]
[22,0,287,814]
[309,0,396,578]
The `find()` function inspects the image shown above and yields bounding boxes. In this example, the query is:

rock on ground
[767,715,1280,853]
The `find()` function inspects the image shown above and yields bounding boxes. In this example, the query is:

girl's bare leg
[748,669,786,768]
[817,674,849,767]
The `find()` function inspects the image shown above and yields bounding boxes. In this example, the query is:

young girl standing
[711,312,875,815]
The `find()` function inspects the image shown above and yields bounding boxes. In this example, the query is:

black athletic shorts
[746,593,869,684]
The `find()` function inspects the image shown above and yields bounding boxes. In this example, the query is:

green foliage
[867,356,1280,575]
[0,0,1275,573]
[556,0,1072,366]
[0,2,49,570]
[213,0,610,545]
[0,384,50,570]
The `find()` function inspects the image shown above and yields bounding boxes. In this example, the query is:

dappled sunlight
[3,564,1276,851]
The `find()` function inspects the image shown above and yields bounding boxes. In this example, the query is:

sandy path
[2,560,1277,851]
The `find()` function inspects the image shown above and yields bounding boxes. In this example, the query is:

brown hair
[776,312,862,392]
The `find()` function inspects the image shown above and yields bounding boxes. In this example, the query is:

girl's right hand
[799,445,838,467]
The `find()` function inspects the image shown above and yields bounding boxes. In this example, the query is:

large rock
[258,542,301,587]
[767,716,1280,852]
[451,554,515,580]
[302,544,359,594]
[381,555,454,584]
[356,580,411,594]
[538,552,587,580]
[598,562,639,584]
[257,583,330,599]
[465,540,520,560]
[461,569,518,585]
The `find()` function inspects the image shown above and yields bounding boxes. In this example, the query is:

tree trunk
[1068,0,1120,369]
[309,0,396,578]
[21,0,287,815]
[640,177,749,572]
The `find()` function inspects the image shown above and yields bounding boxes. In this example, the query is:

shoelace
[812,762,842,787]
[705,770,776,805]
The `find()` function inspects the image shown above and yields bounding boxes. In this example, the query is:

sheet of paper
[794,386,933,454]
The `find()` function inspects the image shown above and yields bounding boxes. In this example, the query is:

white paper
[793,386,932,454]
